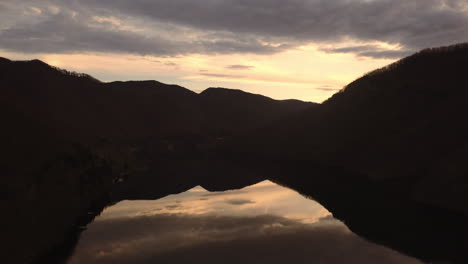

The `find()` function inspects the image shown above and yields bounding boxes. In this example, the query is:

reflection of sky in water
[68,180,422,264]
[98,180,331,223]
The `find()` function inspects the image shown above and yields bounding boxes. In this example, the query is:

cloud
[200,73,245,79]
[1,0,467,58]
[0,13,185,55]
[321,45,413,59]
[68,213,422,264]
[165,204,181,210]
[224,198,255,205]
[201,189,246,197]
[315,85,341,92]
[226,65,255,70]
[0,8,286,56]
[316,87,340,92]
[324,45,381,54]
[357,50,413,59]
[163,62,178,67]
[78,0,468,54]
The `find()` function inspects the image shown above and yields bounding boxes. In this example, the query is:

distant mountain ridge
[0,57,315,140]
[200,87,313,136]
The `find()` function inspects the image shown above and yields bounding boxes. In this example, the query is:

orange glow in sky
[1,44,395,103]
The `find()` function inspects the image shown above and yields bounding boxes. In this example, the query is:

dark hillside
[200,87,316,136]
[0,58,313,264]
[224,43,468,263]
[238,43,468,213]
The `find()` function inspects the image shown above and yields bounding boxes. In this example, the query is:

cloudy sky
[1,0,467,102]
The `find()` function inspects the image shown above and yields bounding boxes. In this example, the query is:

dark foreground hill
[0,58,315,264]
[237,43,468,215]
[228,43,468,262]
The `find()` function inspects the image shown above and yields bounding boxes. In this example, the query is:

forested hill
[0,57,315,264]
[234,43,468,216]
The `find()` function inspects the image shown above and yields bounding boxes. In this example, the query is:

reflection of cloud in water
[224,199,255,205]
[98,180,331,222]
[67,181,422,264]
[68,214,421,264]
[165,204,181,210]
[201,190,246,197]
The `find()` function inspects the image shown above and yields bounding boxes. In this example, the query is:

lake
[67,180,422,264]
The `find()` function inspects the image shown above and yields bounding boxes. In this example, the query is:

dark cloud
[68,213,421,264]
[315,84,341,91]
[1,0,467,58]
[224,198,255,205]
[226,65,254,70]
[321,45,413,59]
[324,45,380,54]
[200,73,245,79]
[81,0,468,54]
[0,13,187,55]
[357,50,413,59]
[201,192,230,197]
[0,8,286,56]
[316,86,341,92]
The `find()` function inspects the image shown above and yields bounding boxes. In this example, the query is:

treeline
[335,42,468,96]
[50,64,101,83]
[372,43,468,76]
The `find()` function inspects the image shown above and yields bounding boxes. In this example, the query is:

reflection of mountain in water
[67,181,421,264]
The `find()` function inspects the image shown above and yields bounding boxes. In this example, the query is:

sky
[96,180,331,223]
[1,0,468,102]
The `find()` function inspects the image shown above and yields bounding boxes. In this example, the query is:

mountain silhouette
[3,43,468,264]
[200,87,313,136]
[236,43,468,215]
[0,57,314,264]
[226,43,468,263]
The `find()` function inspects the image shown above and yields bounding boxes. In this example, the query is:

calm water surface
[67,180,422,264]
